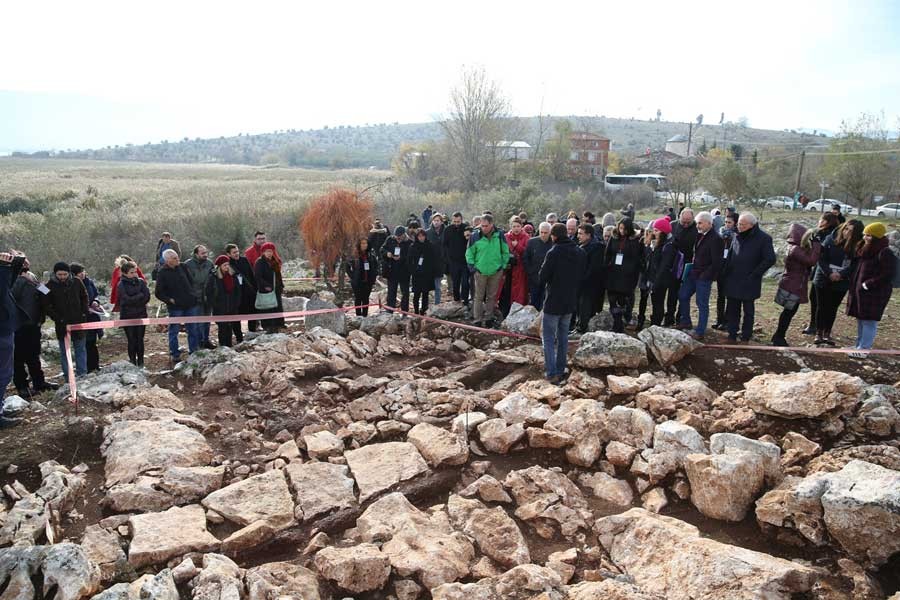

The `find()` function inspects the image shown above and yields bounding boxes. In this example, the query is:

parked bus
[604,173,668,193]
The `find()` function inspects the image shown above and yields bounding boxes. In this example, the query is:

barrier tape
[702,343,900,355]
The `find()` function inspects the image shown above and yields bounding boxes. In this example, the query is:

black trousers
[449,262,470,303]
[86,337,100,373]
[665,279,681,325]
[726,297,756,340]
[13,324,46,391]
[216,321,242,347]
[353,283,374,316]
[576,290,600,333]
[773,304,799,341]
[413,290,430,315]
[636,288,650,325]
[123,325,146,365]
[386,276,410,312]
[715,280,727,325]
[650,287,668,325]
[608,291,634,333]
[816,287,847,334]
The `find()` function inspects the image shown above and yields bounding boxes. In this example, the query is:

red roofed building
[569,131,610,180]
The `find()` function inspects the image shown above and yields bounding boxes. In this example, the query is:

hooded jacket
[539,237,586,315]
[43,274,89,340]
[847,237,895,321]
[117,276,151,320]
[722,224,776,300]
[465,227,510,276]
[777,224,821,302]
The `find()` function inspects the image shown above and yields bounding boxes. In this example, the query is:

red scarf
[222,272,235,293]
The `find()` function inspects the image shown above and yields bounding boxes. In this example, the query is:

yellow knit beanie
[863,222,887,238]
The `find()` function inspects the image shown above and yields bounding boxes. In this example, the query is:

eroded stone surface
[344,442,431,502]
[201,469,295,529]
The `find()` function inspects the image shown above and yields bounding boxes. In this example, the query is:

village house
[568,131,610,180]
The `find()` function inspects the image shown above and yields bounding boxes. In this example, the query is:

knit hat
[394,226,406,236]
[863,222,887,239]
[651,218,672,235]
[260,242,277,253]
[214,255,230,267]
[53,261,70,273]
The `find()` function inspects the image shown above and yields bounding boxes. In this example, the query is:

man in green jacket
[465,214,509,327]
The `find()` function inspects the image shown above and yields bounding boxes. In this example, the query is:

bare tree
[440,67,512,192]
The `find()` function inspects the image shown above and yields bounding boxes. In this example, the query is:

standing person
[712,213,737,330]
[846,223,896,358]
[576,224,605,333]
[253,243,285,333]
[621,203,636,221]
[155,249,202,363]
[367,219,390,258]
[545,213,559,226]
[382,226,412,314]
[206,256,243,347]
[813,220,863,345]
[109,255,145,313]
[601,212,617,228]
[771,224,822,346]
[647,218,677,326]
[505,218,530,306]
[425,213,448,304]
[667,208,698,325]
[465,215,510,328]
[184,245,215,350]
[43,262,89,377]
[422,205,434,227]
[582,211,596,226]
[245,231,280,332]
[463,226,475,305]
[117,261,150,366]
[566,218,578,241]
[1,251,25,424]
[801,214,840,334]
[226,243,256,343]
[677,212,724,340]
[539,223,586,384]
[444,212,470,305]
[408,229,437,315]
[634,226,654,330]
[722,213,776,342]
[153,232,181,281]
[711,208,724,232]
[346,238,378,316]
[603,218,644,333]
[831,203,847,224]
[70,263,103,373]
[523,223,553,310]
[11,256,51,397]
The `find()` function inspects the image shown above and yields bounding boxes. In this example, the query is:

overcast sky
[3,0,899,152]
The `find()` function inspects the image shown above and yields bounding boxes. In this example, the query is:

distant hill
[39,116,831,168]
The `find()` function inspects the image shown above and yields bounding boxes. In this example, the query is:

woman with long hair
[346,238,378,316]
[771,224,821,346]
[116,262,150,366]
[647,218,676,326]
[846,222,896,358]
[802,213,840,334]
[505,217,530,306]
[408,228,436,315]
[603,217,644,333]
[253,242,285,333]
[813,219,863,345]
[206,255,243,347]
[109,255,145,313]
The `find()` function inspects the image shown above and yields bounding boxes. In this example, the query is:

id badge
[394,247,401,256]
[615,253,624,266]
[723,248,729,259]
[37,283,50,295]
[418,257,424,266]
[237,274,243,285]
[363,262,370,271]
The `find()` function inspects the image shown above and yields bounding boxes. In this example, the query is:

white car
[805,199,855,214]
[764,196,795,209]
[693,192,719,205]
[874,203,900,218]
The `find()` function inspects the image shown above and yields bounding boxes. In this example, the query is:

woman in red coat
[771,224,820,346]
[505,217,530,306]
[847,222,895,358]
[109,255,146,312]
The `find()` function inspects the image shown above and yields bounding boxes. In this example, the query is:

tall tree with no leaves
[440,67,513,192]
[300,188,373,303]
[824,112,896,212]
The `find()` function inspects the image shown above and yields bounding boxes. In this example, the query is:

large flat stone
[344,442,431,502]
[128,505,219,567]
[284,461,356,521]
[201,469,295,529]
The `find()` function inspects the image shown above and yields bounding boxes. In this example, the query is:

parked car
[805,199,856,214]
[874,203,900,218]
[764,196,795,209]
[693,192,719,205]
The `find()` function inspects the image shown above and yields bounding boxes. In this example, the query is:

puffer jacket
[777,224,821,303]
[603,232,644,294]
[117,276,151,320]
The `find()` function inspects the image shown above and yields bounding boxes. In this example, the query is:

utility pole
[686,122,693,157]
[793,150,806,208]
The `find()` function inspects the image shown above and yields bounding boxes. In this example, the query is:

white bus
[604,173,668,193]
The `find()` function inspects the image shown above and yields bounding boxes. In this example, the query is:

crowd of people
[1,202,898,424]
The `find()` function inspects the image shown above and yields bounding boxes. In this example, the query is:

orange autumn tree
[299,188,374,304]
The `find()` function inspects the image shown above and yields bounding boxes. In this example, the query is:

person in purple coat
[771,224,821,347]
[846,223,896,358]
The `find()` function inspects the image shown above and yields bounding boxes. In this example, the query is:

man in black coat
[381,227,412,313]
[443,212,470,304]
[523,222,552,310]
[676,212,724,339]
[722,213,776,342]
[667,208,698,325]
[367,219,390,259]
[576,224,605,333]
[425,213,448,304]
[226,243,256,343]
[154,249,202,362]
[43,261,89,378]
[539,223,586,384]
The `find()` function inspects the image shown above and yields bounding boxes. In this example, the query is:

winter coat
[43,274,89,340]
[422,208,434,226]
[813,233,855,292]
[580,239,606,293]
[647,238,677,291]
[367,226,390,257]
[637,243,653,292]
[691,229,725,282]
[229,256,257,314]
[425,225,448,275]
[847,237,895,321]
[523,236,552,286]
[110,265,146,311]
[381,236,412,280]
[183,257,213,307]
[245,242,283,271]
[155,238,182,264]
[777,224,821,303]
[205,273,243,316]
[117,277,151,320]
[408,239,437,293]
[2,264,26,335]
[722,225,776,300]
[505,229,530,305]
[443,223,469,266]
[154,264,197,310]
[11,273,45,328]
[465,228,510,277]
[603,233,644,294]
[347,251,378,289]
[254,257,284,295]
[672,221,699,262]
[539,237,586,315]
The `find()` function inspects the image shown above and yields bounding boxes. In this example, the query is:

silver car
[874,203,900,218]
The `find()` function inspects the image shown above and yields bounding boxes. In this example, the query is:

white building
[665,134,690,157]
[493,141,532,161]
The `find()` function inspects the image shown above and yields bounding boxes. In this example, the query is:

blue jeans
[855,319,878,349]
[0,332,13,397]
[678,277,712,335]
[168,306,201,359]
[58,333,87,377]
[433,276,443,305]
[541,313,571,379]
[529,281,546,311]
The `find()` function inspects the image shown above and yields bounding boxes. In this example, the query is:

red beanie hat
[214,255,230,267]
[260,242,277,253]
[652,218,672,234]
